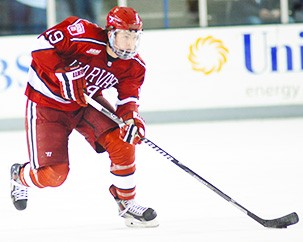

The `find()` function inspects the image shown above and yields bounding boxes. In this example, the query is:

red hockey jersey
[25,16,146,116]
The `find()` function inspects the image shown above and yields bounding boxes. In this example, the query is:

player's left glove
[120,111,145,145]
[55,64,87,107]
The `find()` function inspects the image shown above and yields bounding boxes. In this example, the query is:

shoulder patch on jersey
[67,21,85,36]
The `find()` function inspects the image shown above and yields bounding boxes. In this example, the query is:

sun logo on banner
[188,36,229,75]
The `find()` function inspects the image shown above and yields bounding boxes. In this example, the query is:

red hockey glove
[120,112,145,145]
[55,64,87,107]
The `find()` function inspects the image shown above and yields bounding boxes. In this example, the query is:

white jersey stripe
[34,35,54,51]
[116,97,139,106]
[71,37,106,45]
[28,66,71,104]
[27,100,40,169]
[132,57,146,68]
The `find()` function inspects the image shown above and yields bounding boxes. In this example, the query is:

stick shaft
[84,94,251,214]
[84,94,124,127]
[84,94,298,228]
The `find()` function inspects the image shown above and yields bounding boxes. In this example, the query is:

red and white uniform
[26,16,145,114]
[23,17,146,200]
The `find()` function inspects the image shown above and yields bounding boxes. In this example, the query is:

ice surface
[0,118,302,242]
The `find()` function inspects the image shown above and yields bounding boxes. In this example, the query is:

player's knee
[31,163,69,188]
[98,129,136,176]
[99,128,135,165]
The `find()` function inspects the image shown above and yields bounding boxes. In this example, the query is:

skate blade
[124,218,159,228]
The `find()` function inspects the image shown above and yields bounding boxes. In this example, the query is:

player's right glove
[120,111,145,145]
[55,64,87,107]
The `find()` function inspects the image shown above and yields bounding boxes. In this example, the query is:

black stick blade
[262,212,299,228]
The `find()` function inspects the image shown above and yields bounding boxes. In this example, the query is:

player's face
[108,29,142,59]
[114,30,141,52]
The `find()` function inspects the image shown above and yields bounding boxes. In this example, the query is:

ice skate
[109,185,159,228]
[10,163,28,210]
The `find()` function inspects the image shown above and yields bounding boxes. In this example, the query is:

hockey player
[10,6,158,228]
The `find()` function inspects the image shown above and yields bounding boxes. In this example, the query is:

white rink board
[1,24,303,119]
[139,25,303,111]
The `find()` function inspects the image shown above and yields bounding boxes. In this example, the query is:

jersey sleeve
[26,16,101,111]
[115,60,145,118]
[31,16,94,72]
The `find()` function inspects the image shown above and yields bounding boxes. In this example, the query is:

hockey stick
[84,94,299,228]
